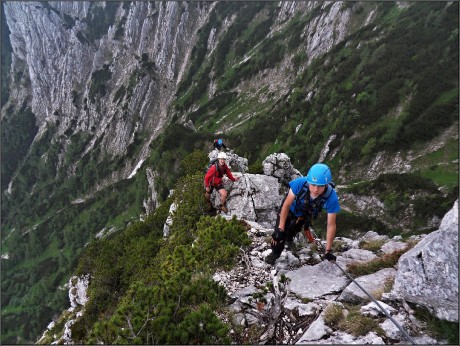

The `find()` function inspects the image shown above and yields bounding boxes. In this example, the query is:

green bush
[176,304,231,344]
[181,149,209,175]
[76,168,247,344]
[248,160,263,174]
[193,216,251,270]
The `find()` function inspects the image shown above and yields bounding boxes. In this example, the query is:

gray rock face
[262,153,302,187]
[338,267,397,304]
[286,259,350,300]
[214,173,282,228]
[3,1,211,172]
[68,275,89,310]
[392,200,458,322]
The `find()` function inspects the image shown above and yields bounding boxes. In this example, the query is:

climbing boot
[265,251,280,265]
[204,192,213,211]
[285,240,295,252]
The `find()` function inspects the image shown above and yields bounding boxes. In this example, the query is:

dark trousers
[271,212,306,256]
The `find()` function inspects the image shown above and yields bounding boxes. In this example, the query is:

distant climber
[204,152,239,213]
[213,138,227,151]
[265,163,340,265]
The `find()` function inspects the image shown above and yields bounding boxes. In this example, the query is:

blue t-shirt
[288,177,340,217]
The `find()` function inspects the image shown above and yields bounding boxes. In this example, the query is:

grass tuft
[346,242,415,277]
[413,305,459,345]
[324,303,344,329]
[359,239,386,251]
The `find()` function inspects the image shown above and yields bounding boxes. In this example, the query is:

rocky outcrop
[392,199,458,322]
[213,218,447,344]
[205,151,282,227]
[38,274,90,344]
[163,201,177,237]
[211,173,282,228]
[262,153,302,187]
[68,275,89,310]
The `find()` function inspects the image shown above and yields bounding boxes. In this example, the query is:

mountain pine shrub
[193,216,251,271]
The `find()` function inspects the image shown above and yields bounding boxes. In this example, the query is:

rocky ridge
[42,153,458,345]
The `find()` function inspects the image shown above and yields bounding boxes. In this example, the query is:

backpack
[294,181,336,219]
[204,158,219,175]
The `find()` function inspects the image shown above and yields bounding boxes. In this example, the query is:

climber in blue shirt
[265,163,340,265]
[213,138,227,151]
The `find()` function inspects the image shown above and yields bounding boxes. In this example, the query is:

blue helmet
[306,163,332,185]
[218,139,223,145]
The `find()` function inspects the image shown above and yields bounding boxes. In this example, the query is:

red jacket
[204,163,236,187]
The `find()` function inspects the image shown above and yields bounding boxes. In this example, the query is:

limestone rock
[68,275,90,310]
[286,259,350,300]
[337,267,397,304]
[392,200,458,322]
[262,153,302,186]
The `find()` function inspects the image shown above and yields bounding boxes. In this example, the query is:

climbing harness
[295,181,335,219]
[307,228,417,345]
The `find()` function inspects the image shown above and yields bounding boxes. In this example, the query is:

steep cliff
[3,1,212,174]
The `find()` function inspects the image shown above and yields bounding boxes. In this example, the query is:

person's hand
[324,251,336,262]
[205,187,210,193]
[234,177,240,181]
[271,227,285,245]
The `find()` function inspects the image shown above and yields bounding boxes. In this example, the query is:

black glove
[324,251,336,262]
[272,227,286,242]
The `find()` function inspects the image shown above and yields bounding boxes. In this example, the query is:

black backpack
[204,159,219,175]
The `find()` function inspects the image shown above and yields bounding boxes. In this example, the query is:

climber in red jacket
[204,152,239,213]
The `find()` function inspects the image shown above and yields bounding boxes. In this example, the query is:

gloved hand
[272,227,286,242]
[324,251,336,262]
